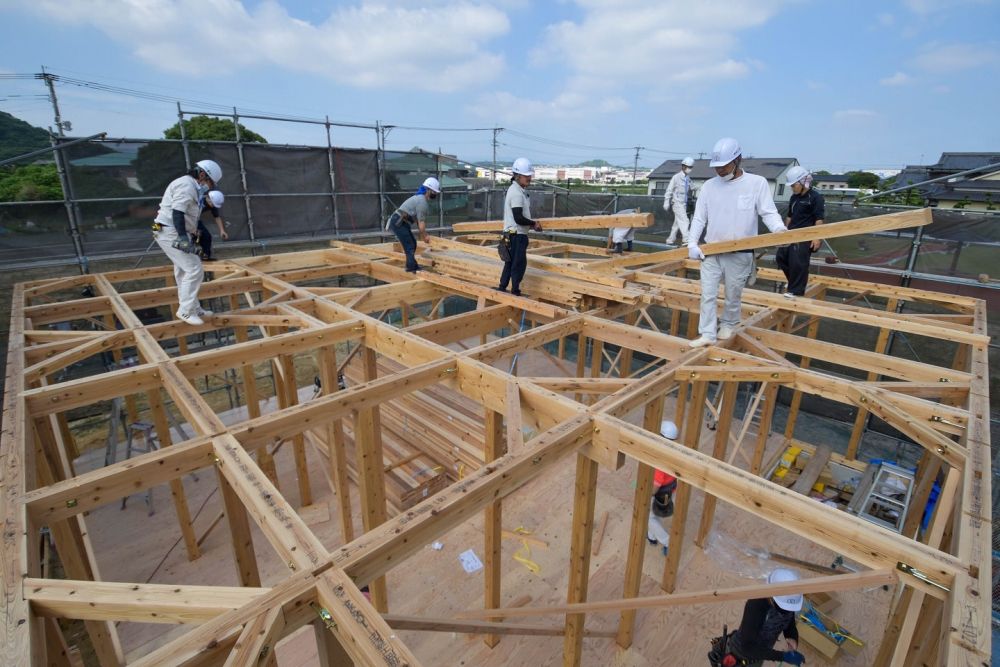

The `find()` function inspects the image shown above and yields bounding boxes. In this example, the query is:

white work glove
[774,225,788,233]
[688,245,705,260]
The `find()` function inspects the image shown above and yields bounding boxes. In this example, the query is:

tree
[0,164,62,202]
[163,116,267,143]
[845,170,880,189]
[814,170,832,176]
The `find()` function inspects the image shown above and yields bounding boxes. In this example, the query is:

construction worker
[665,156,695,245]
[387,177,440,272]
[719,568,806,666]
[196,190,228,261]
[647,420,679,555]
[776,166,825,299]
[498,158,542,295]
[608,208,638,253]
[687,138,787,348]
[153,159,222,326]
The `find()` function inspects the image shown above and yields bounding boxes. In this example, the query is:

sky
[1,0,998,172]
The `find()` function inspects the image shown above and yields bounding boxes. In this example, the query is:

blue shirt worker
[197,189,228,261]
[776,166,825,298]
[387,177,439,272]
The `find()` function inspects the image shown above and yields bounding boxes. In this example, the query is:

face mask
[682,167,690,174]
[196,183,210,196]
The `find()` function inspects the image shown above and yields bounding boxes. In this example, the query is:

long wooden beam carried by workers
[452,211,653,233]
[593,207,933,269]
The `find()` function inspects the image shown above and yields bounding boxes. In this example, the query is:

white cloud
[913,42,1000,73]
[833,109,878,121]
[14,1,509,92]
[877,12,895,26]
[473,0,793,122]
[467,90,628,123]
[903,0,989,13]
[879,71,913,86]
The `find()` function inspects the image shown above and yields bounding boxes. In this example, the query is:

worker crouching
[388,177,440,272]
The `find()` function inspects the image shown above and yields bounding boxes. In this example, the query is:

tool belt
[708,630,750,667]
[497,230,512,262]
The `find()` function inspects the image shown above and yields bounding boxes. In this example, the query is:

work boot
[612,242,623,254]
[196,306,213,318]
[688,336,716,348]
[177,310,204,326]
[717,325,735,340]
[626,240,633,252]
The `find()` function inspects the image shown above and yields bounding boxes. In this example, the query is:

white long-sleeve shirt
[663,170,691,208]
[154,175,202,234]
[687,172,785,246]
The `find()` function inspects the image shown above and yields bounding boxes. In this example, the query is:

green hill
[0,111,50,162]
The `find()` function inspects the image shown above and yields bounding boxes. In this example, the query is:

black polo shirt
[785,188,825,230]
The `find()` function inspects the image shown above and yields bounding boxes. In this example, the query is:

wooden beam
[383,613,615,638]
[453,211,653,233]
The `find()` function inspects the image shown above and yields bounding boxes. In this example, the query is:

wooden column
[233,324,278,486]
[483,408,506,648]
[618,311,638,377]
[146,388,200,561]
[750,383,778,475]
[216,468,262,588]
[574,333,587,403]
[318,346,354,544]
[846,297,898,459]
[662,381,708,593]
[314,620,353,667]
[278,354,313,507]
[354,346,389,612]
[696,381,738,547]
[782,314,820,440]
[562,453,600,667]
[616,397,663,648]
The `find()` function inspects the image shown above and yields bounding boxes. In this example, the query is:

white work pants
[667,202,690,243]
[698,253,754,339]
[611,226,634,243]
[155,226,204,316]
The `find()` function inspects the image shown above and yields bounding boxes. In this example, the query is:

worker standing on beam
[387,177,440,272]
[776,166,825,299]
[152,159,222,326]
[498,158,542,296]
[710,568,806,666]
[687,138,787,348]
[665,156,696,245]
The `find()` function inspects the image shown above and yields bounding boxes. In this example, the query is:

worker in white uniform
[152,159,222,326]
[608,208,638,253]
[687,139,786,348]
[664,156,695,245]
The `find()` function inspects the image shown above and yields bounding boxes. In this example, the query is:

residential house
[894,152,1000,206]
[647,157,800,204]
[930,168,1000,211]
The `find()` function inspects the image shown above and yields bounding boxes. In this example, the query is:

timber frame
[0,208,991,665]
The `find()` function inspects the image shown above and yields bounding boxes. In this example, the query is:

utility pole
[492,127,502,182]
[632,146,644,185]
[698,152,706,160]
[40,67,67,136]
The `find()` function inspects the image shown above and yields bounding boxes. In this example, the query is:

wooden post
[233,324,278,486]
[562,453,600,667]
[354,346,389,612]
[696,381,738,547]
[846,297,898,459]
[662,381,708,593]
[616,397,663,648]
[574,333,587,403]
[314,619,353,667]
[750,383,778,475]
[782,314,820,440]
[146,388,201,561]
[318,346,354,544]
[483,408,506,648]
[279,354,313,507]
[216,468,262,588]
[618,311,638,377]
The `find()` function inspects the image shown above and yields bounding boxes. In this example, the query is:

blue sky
[1,0,998,172]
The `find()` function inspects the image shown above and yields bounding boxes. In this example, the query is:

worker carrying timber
[196,190,228,261]
[153,159,223,326]
[776,166,825,299]
[387,177,440,272]
[709,568,806,666]
[607,207,639,254]
[647,420,679,555]
[687,138,787,348]
[498,157,543,295]
[664,156,696,245]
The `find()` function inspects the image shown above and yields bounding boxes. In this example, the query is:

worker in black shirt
[724,568,806,666]
[776,166,824,299]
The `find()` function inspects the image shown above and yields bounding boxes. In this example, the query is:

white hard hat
[196,159,222,184]
[681,157,695,168]
[785,165,810,186]
[768,568,803,611]
[512,157,534,176]
[659,420,679,439]
[422,177,441,193]
[708,138,741,167]
[208,190,225,208]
